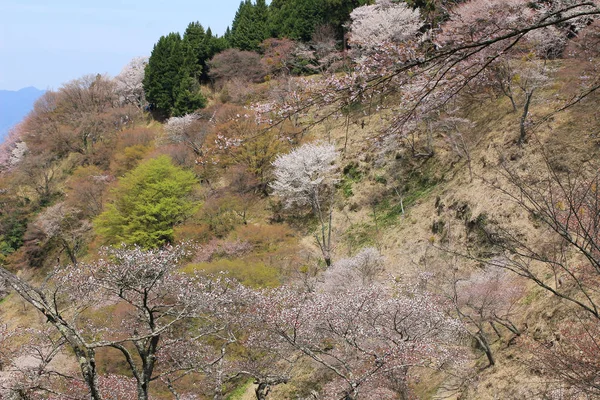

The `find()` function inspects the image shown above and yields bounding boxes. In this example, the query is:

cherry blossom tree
[164,112,208,157]
[320,247,385,291]
[532,317,600,397]
[0,244,243,400]
[260,38,298,76]
[271,143,339,266]
[246,282,464,399]
[348,0,422,52]
[56,245,243,400]
[0,124,27,172]
[481,156,600,392]
[0,265,104,399]
[252,0,600,155]
[492,159,600,320]
[447,266,525,367]
[115,56,148,108]
[33,202,91,265]
[0,327,75,400]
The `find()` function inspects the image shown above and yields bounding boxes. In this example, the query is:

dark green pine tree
[182,22,206,81]
[268,0,326,42]
[172,72,206,117]
[143,32,183,118]
[231,0,268,51]
[323,0,373,40]
[201,28,229,81]
[223,26,232,46]
[254,0,270,43]
[181,23,230,83]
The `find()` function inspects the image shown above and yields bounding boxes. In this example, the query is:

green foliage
[269,0,326,41]
[199,195,246,238]
[374,174,387,185]
[110,144,151,176]
[231,0,269,51]
[94,155,198,248]
[322,0,373,39]
[172,73,207,117]
[144,23,226,117]
[143,33,184,118]
[182,23,229,82]
[182,22,207,81]
[184,259,280,288]
[0,187,29,257]
[268,0,370,41]
[344,222,377,251]
[340,163,362,198]
[0,216,26,257]
[225,379,254,400]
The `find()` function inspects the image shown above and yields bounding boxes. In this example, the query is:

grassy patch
[226,378,254,400]
[374,169,438,227]
[339,163,363,198]
[183,259,281,288]
[344,222,378,250]
[522,286,544,306]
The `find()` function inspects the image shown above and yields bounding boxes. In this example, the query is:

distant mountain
[0,87,45,142]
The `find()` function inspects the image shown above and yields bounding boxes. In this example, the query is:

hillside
[1,1,600,400]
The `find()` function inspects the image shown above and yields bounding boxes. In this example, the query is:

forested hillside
[1,1,600,399]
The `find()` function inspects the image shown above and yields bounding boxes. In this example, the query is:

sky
[0,0,249,91]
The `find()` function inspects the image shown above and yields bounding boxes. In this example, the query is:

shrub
[208,49,266,87]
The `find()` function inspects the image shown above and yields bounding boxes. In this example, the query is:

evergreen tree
[201,28,230,81]
[172,73,206,116]
[254,0,270,43]
[268,0,326,42]
[268,0,370,42]
[182,22,230,82]
[231,0,268,51]
[143,33,183,118]
[223,26,232,46]
[323,0,373,40]
[182,22,206,81]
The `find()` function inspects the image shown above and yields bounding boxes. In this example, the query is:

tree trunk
[255,382,269,400]
[254,376,288,400]
[62,239,78,266]
[518,90,534,145]
[0,266,103,399]
[475,331,495,368]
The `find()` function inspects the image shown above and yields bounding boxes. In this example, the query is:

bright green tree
[94,156,198,248]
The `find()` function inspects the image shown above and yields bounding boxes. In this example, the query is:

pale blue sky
[0,0,247,90]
